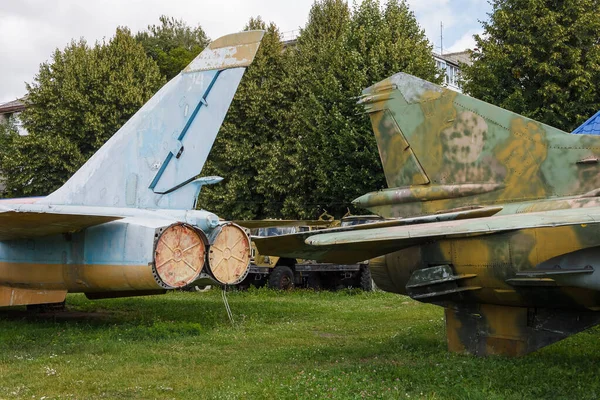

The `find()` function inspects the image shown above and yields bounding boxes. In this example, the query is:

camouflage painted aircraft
[255,72,600,357]
[0,31,264,308]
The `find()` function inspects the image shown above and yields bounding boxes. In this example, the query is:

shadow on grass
[0,288,382,325]
[0,290,352,348]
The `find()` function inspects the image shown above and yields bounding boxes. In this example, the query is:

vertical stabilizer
[41,31,264,210]
[355,73,600,217]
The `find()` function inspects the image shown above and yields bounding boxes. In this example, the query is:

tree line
[1,0,599,219]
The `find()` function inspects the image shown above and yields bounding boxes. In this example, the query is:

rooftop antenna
[440,21,443,55]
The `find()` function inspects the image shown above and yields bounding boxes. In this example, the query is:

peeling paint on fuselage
[0,31,266,307]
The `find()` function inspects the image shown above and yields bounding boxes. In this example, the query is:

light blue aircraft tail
[41,31,265,210]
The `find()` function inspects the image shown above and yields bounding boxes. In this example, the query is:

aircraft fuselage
[368,198,600,356]
[0,204,250,307]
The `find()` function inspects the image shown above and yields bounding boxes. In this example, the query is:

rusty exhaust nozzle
[153,223,208,288]
[207,223,251,285]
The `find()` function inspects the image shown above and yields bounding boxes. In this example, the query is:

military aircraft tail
[40,31,264,210]
[355,72,600,217]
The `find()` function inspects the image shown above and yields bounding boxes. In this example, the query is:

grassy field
[0,289,599,400]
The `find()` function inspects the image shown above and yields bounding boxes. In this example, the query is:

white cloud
[406,0,455,52]
[446,28,483,53]
[407,0,489,53]
[0,0,314,103]
[0,0,490,104]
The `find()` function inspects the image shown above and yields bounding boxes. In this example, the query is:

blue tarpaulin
[572,110,600,135]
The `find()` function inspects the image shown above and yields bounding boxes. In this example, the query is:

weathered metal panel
[0,31,265,308]
[0,203,222,241]
[153,223,207,288]
[0,211,119,241]
[208,223,250,285]
[152,68,246,194]
[357,72,600,218]
[0,286,66,307]
[368,109,430,187]
[185,30,264,72]
[38,30,264,211]
[445,304,600,357]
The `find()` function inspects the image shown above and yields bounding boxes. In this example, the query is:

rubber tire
[359,266,373,292]
[268,265,295,290]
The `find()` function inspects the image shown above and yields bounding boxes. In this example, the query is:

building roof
[572,110,600,135]
[434,51,473,67]
[0,98,26,114]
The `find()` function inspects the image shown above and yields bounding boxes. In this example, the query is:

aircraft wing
[253,207,600,263]
[0,204,122,241]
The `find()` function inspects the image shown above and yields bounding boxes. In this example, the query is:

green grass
[0,289,599,399]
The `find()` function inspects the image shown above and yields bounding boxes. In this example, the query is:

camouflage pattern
[355,73,600,219]
[254,73,600,357]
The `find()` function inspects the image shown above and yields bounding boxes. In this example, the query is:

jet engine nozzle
[208,223,251,285]
[153,223,208,288]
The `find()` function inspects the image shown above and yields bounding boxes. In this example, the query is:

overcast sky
[0,0,491,104]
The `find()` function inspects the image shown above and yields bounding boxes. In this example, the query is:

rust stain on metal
[154,223,207,288]
[208,223,250,284]
[184,31,264,72]
[0,286,67,307]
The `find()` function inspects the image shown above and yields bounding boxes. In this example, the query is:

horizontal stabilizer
[235,220,335,229]
[0,210,120,241]
[254,206,600,263]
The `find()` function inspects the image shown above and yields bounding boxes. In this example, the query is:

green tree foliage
[461,0,600,132]
[0,116,18,147]
[261,0,437,219]
[200,0,438,219]
[199,17,292,219]
[0,116,19,174]
[0,134,85,198]
[136,16,210,80]
[293,0,438,218]
[2,28,164,197]
[271,0,362,218]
